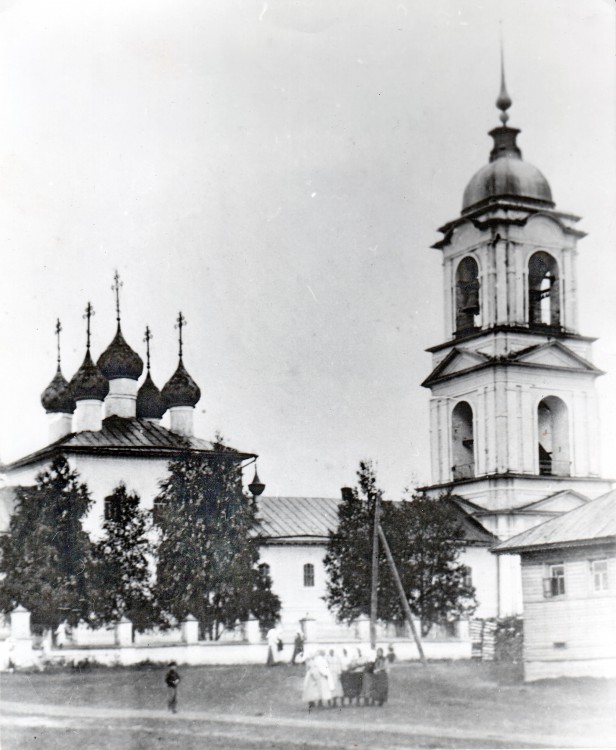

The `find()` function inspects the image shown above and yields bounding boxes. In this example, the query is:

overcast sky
[0,0,614,498]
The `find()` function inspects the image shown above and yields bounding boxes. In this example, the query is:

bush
[495,616,523,662]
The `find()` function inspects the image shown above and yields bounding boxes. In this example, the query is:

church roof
[255,495,497,546]
[493,490,616,554]
[4,415,254,470]
[256,497,341,542]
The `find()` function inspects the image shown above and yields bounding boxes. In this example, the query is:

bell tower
[421,64,612,614]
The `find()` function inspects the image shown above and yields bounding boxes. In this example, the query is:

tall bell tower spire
[421,65,612,617]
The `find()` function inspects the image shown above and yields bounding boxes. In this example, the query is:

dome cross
[83,302,94,351]
[55,318,62,367]
[175,312,186,360]
[111,270,123,325]
[144,326,152,372]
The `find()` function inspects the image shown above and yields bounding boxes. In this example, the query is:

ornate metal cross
[175,311,186,360]
[112,270,123,324]
[144,325,152,371]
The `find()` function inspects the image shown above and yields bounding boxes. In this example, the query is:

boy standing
[165,661,181,713]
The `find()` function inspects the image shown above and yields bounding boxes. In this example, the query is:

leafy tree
[324,461,477,635]
[154,446,280,639]
[89,483,159,633]
[0,456,95,634]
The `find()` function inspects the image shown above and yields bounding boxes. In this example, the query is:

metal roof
[255,495,497,545]
[256,497,340,541]
[5,415,254,470]
[493,490,616,554]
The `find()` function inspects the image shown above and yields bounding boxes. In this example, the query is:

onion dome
[137,326,166,419]
[161,359,201,408]
[97,271,144,381]
[136,372,166,419]
[161,312,201,408]
[69,303,109,402]
[97,326,144,381]
[41,319,76,413]
[69,349,109,402]
[462,58,554,214]
[41,367,76,414]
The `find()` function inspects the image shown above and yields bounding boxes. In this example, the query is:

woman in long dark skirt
[372,648,389,706]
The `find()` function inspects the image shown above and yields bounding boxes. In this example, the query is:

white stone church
[1,73,612,639]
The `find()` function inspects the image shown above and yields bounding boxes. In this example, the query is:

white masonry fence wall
[0,607,472,670]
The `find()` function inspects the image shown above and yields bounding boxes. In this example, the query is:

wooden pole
[378,524,427,666]
[369,489,381,650]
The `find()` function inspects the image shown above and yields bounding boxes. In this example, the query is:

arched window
[537,396,570,476]
[455,257,480,334]
[258,563,271,579]
[529,252,560,327]
[451,401,475,479]
[303,563,315,588]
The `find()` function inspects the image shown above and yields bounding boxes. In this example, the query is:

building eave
[492,536,616,555]
[419,474,614,493]
[425,325,597,354]
[5,442,255,472]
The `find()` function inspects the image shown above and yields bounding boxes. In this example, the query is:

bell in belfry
[462,278,480,315]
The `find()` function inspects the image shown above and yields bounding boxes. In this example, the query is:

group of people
[301,645,394,710]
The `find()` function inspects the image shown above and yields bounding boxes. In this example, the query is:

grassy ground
[1,660,615,749]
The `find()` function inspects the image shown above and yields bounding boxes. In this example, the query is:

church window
[303,563,315,587]
[455,257,481,334]
[451,401,475,480]
[537,396,570,476]
[528,252,560,327]
[104,494,121,522]
[591,559,609,592]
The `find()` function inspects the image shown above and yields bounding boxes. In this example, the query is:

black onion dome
[161,359,201,408]
[41,367,76,414]
[97,327,144,381]
[136,372,166,419]
[69,350,110,402]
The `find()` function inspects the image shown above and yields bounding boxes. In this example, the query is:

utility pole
[369,487,381,650]
[378,524,427,666]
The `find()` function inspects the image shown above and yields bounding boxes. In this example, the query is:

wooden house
[493,490,616,681]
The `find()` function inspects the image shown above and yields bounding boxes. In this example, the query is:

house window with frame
[303,563,315,588]
[591,559,608,592]
[543,563,565,597]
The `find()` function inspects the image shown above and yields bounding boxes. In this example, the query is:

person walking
[165,661,181,713]
[290,628,305,664]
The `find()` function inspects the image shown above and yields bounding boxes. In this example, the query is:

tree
[0,456,95,634]
[89,483,158,633]
[324,461,477,636]
[154,446,280,639]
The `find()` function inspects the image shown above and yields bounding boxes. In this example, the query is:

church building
[421,69,613,614]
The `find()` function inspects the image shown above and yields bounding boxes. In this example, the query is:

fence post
[115,616,133,647]
[454,619,470,640]
[181,614,199,644]
[300,616,317,643]
[244,618,262,644]
[355,616,371,643]
[10,605,34,668]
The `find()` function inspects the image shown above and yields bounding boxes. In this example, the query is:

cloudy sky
[0,0,614,498]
